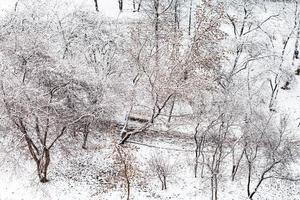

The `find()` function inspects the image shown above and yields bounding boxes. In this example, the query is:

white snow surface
[1,0,300,200]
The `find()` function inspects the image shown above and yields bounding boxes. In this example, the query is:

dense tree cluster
[0,0,300,199]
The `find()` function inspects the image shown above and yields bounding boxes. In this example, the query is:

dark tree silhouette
[94,0,99,12]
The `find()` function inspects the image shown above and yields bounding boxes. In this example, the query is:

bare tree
[119,0,182,144]
[194,115,223,178]
[0,1,113,182]
[242,115,300,200]
[113,145,137,200]
[148,153,174,190]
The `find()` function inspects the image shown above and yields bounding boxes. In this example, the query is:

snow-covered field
[1,131,300,200]
[1,0,300,200]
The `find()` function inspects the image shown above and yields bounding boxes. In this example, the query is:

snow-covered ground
[1,131,300,200]
[1,0,300,200]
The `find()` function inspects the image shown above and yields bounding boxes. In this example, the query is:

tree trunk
[167,96,176,123]
[247,161,252,199]
[188,0,192,36]
[137,0,142,12]
[126,177,130,200]
[174,0,179,30]
[163,176,167,190]
[214,174,218,200]
[154,0,159,69]
[94,0,99,12]
[133,0,136,11]
[211,176,214,200]
[37,148,50,183]
[124,162,131,200]
[160,177,164,190]
[119,0,123,12]
[210,174,218,200]
[232,149,244,181]
[82,123,90,149]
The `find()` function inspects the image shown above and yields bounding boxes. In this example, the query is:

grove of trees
[0,0,300,199]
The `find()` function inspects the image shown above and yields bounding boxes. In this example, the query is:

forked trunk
[37,148,50,183]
